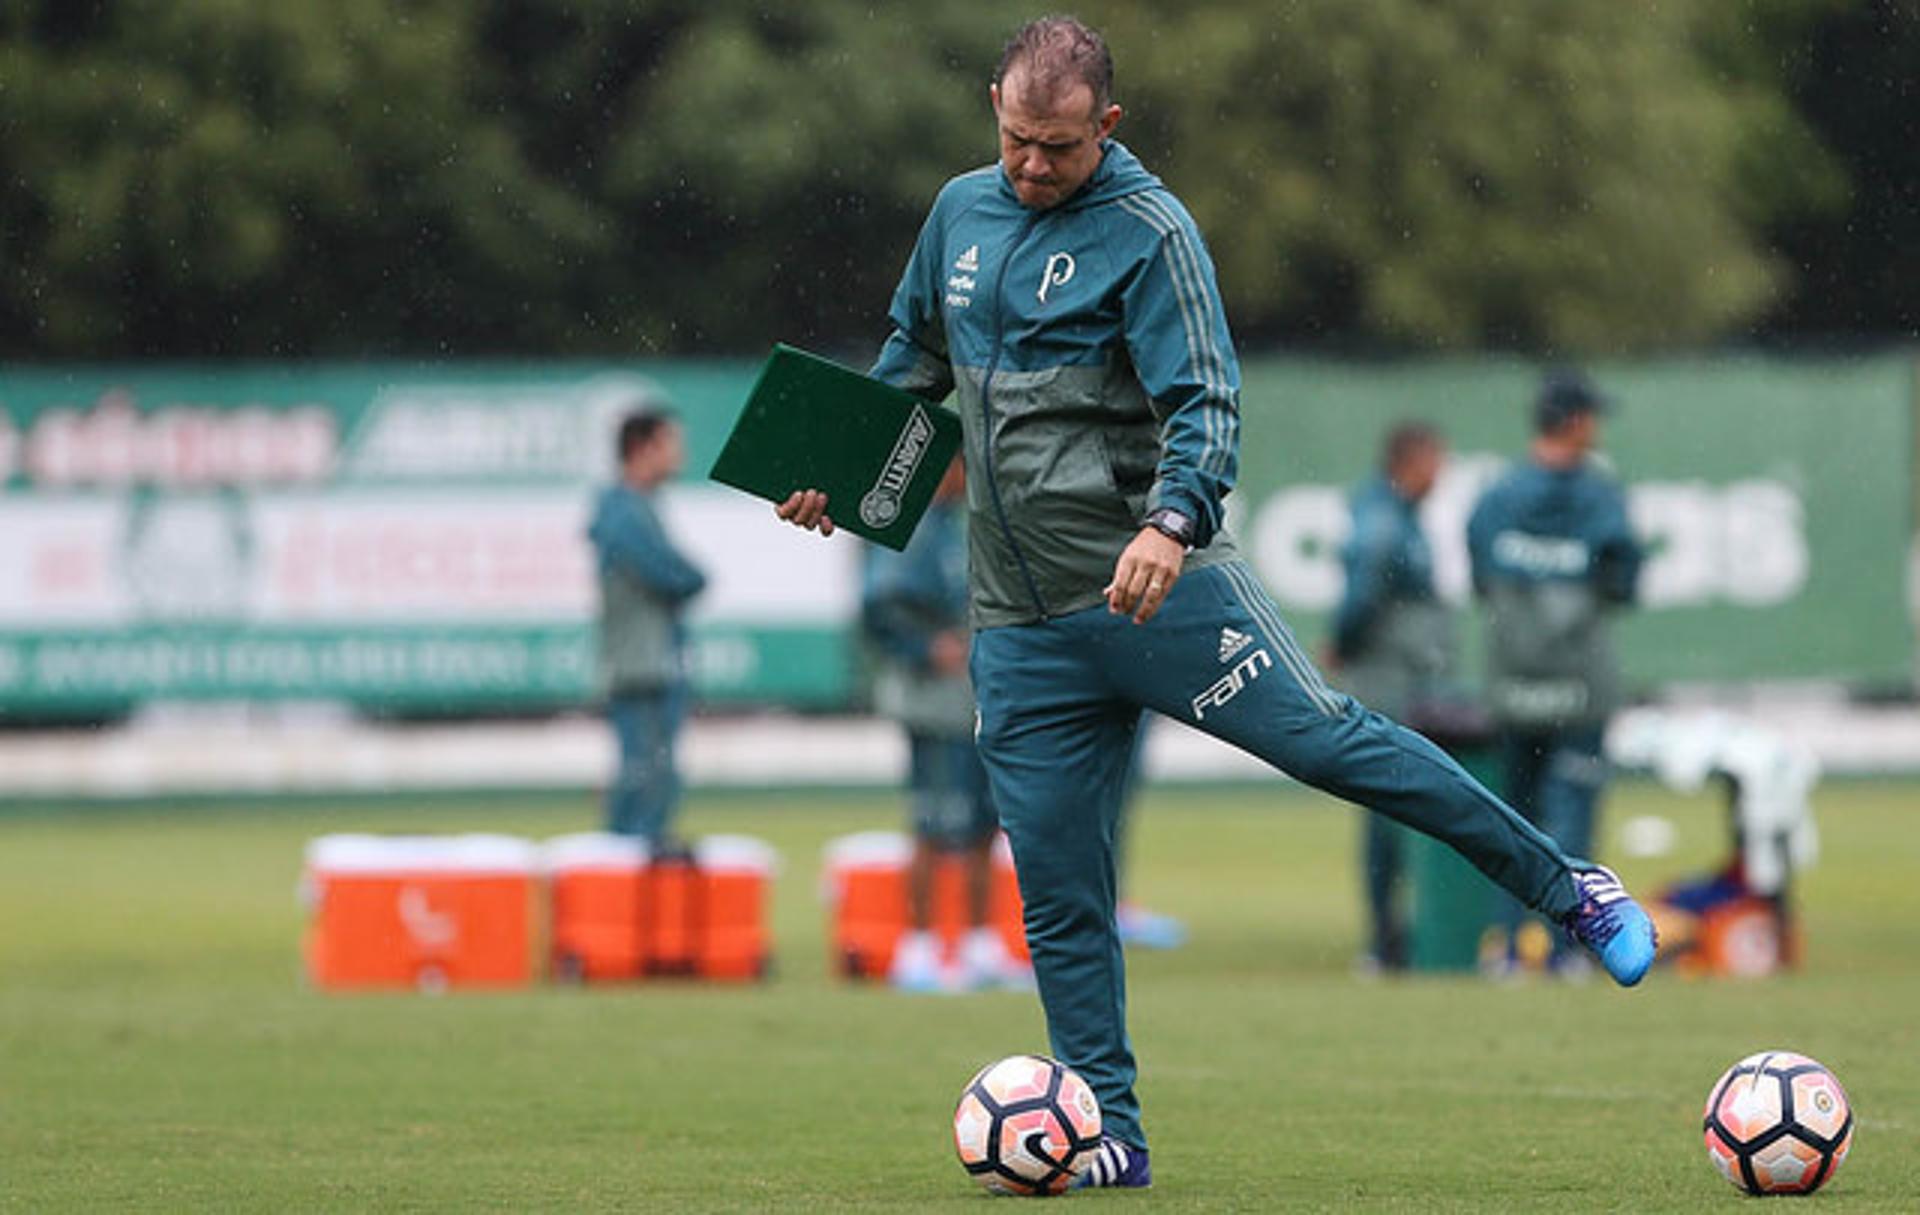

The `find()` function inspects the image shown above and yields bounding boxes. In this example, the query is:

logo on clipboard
[859,403,937,529]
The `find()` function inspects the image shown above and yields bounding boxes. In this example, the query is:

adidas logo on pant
[1217,626,1253,663]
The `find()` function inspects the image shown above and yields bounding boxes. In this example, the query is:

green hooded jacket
[870,141,1242,628]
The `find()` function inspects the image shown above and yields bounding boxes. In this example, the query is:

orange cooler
[696,836,779,980]
[303,834,537,991]
[542,834,776,981]
[1690,896,1796,977]
[822,831,1028,979]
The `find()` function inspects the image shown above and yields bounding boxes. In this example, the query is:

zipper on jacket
[977,211,1051,621]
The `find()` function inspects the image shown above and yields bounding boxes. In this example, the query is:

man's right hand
[775,489,835,536]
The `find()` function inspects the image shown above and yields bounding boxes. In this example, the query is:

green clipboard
[708,343,962,551]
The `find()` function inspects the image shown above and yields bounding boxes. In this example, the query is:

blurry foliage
[0,0,1899,358]
[1754,0,1920,339]
[584,0,1030,354]
[0,0,607,355]
[1088,0,1846,350]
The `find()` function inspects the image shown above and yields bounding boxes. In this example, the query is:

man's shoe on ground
[958,926,1034,991]
[888,930,951,993]
[1072,1137,1152,1189]
[1116,901,1187,950]
[1561,865,1658,987]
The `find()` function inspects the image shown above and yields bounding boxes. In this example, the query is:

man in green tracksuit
[1469,372,1645,973]
[778,17,1656,1187]
[861,457,1026,993]
[1329,422,1454,972]
[590,409,706,845]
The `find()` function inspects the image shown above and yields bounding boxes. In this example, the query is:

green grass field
[4,778,1917,1211]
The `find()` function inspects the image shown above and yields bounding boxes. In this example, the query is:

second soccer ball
[1703,1049,1853,1195]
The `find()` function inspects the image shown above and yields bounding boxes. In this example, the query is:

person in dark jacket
[861,457,1027,992]
[588,409,706,845]
[1469,370,1644,973]
[777,17,1656,1186]
[1328,422,1451,972]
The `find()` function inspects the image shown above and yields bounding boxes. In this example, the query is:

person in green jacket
[1328,421,1453,973]
[1468,371,1645,974]
[778,17,1656,1186]
[589,409,706,846]
[862,457,1029,992]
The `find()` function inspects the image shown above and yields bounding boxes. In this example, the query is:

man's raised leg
[1113,563,1656,985]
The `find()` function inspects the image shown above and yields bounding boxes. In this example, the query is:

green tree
[576,0,1029,355]
[0,0,1857,357]
[1751,0,1920,339]
[1085,0,1839,351]
[0,0,606,356]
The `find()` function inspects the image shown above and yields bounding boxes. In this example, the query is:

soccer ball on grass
[952,1054,1102,1195]
[1702,1050,1853,1195]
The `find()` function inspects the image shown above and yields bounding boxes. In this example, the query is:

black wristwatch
[1143,507,1196,548]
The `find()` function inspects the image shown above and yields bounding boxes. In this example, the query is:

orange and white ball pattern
[1703,1050,1853,1196]
[953,1055,1103,1196]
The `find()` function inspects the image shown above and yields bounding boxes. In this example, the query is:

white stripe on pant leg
[1219,563,1343,717]
[1220,563,1332,715]
[1224,562,1344,714]
[1221,560,1344,710]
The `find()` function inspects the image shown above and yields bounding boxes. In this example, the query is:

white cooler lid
[695,834,779,875]
[536,833,777,875]
[819,830,908,903]
[821,830,912,871]
[305,833,536,875]
[539,832,650,872]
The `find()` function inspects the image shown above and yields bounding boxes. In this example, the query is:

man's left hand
[1105,528,1185,624]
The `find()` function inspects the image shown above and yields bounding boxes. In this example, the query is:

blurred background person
[1326,421,1452,973]
[589,408,707,847]
[1468,372,1644,976]
[862,456,1026,992]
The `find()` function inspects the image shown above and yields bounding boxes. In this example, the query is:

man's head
[1533,369,1609,455]
[617,408,685,489]
[991,17,1122,210]
[1382,421,1445,502]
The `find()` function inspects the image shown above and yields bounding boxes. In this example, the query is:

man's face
[1397,440,1445,502]
[991,69,1121,210]
[1565,411,1599,455]
[657,423,686,479]
[625,422,685,487]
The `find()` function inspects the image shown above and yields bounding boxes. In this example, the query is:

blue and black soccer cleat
[1072,1136,1152,1190]
[1561,865,1658,987]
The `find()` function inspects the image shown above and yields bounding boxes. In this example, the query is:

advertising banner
[0,354,1909,715]
[0,363,855,712]
[1231,355,1913,687]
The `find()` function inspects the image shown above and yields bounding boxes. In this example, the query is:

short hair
[996,15,1113,114]
[1533,369,1610,434]
[617,408,676,462]
[1381,421,1441,472]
